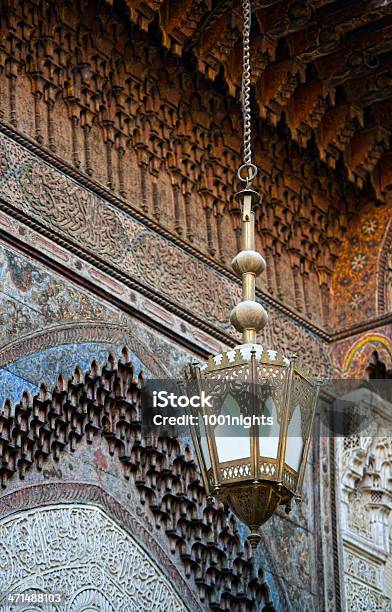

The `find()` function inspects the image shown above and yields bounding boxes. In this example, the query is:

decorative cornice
[331,313,392,343]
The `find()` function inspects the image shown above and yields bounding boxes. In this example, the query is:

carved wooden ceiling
[113,0,392,198]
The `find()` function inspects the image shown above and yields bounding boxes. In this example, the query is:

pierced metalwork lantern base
[218,481,292,548]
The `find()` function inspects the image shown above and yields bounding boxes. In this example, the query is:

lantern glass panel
[258,397,280,459]
[285,405,303,471]
[285,374,317,475]
[215,393,251,462]
[198,413,212,470]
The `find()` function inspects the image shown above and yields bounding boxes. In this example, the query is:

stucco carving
[20,164,128,261]
[0,137,128,261]
[0,504,186,611]
[258,309,333,377]
[126,230,236,325]
[345,577,390,611]
[337,390,392,610]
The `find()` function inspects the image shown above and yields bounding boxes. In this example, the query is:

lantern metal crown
[185,0,321,548]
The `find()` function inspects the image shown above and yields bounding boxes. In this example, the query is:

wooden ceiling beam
[315,23,392,81]
[345,125,390,188]
[344,66,392,106]
[287,4,392,63]
[192,4,238,79]
[256,57,306,125]
[254,0,335,35]
[255,0,314,38]
[159,0,211,55]
[114,0,392,201]
[376,151,392,199]
[224,33,276,97]
[286,80,335,147]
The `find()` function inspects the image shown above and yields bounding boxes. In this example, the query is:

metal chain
[238,0,257,186]
[242,0,252,167]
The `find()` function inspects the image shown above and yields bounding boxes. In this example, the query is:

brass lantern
[185,184,321,547]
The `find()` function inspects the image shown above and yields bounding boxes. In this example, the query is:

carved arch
[342,333,392,377]
[0,321,170,377]
[377,215,392,313]
[0,493,193,611]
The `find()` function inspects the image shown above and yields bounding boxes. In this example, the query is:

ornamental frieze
[0,132,239,328]
[125,229,236,326]
[0,137,128,262]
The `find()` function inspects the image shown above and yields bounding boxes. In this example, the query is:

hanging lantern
[184,0,321,547]
[185,179,320,547]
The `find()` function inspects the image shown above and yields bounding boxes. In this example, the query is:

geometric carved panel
[0,504,187,611]
[345,576,390,612]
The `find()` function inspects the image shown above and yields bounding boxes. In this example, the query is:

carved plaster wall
[336,388,392,610]
[0,230,331,609]
[0,503,187,611]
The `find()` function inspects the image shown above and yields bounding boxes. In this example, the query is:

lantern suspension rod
[230,0,268,345]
